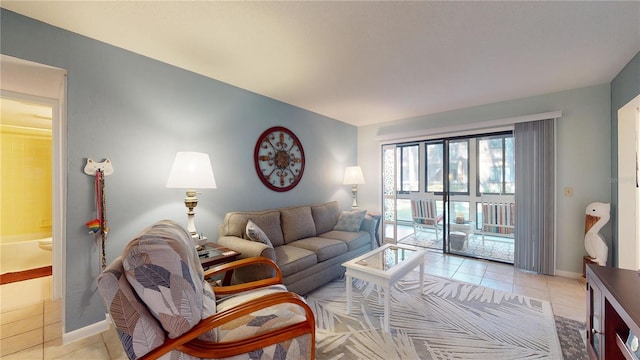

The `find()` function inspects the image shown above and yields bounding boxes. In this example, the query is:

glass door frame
[381,144,397,244]
[382,131,515,263]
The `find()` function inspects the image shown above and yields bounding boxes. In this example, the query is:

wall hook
[84,158,113,176]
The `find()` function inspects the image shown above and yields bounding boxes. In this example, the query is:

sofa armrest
[217,236,276,261]
[360,216,377,249]
[216,236,278,284]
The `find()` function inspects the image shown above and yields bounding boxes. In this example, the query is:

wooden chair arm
[204,257,283,297]
[139,291,315,360]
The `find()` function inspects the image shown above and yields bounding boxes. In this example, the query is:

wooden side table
[198,242,241,285]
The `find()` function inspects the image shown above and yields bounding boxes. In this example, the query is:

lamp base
[186,213,196,236]
[351,184,358,209]
[184,190,200,247]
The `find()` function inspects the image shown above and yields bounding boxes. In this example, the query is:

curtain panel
[514,119,555,274]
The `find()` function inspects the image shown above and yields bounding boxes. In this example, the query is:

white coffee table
[342,243,427,332]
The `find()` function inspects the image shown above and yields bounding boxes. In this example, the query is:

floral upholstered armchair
[97,220,315,360]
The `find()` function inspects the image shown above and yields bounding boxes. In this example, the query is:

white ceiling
[2,1,639,127]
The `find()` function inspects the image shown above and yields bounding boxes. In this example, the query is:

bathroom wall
[0,116,53,243]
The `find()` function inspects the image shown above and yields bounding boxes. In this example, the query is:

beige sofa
[218,201,376,295]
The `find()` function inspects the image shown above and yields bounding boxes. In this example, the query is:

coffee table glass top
[355,245,418,271]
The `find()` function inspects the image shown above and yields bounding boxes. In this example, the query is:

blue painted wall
[1,10,357,332]
[610,50,640,266]
[357,84,612,275]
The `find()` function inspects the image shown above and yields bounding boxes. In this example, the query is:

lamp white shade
[166,152,217,189]
[343,166,365,185]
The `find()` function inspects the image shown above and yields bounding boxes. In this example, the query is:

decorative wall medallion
[254,126,305,192]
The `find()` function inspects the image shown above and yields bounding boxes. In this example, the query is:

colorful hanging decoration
[86,219,101,234]
[84,159,112,270]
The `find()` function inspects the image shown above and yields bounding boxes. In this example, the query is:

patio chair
[410,192,444,240]
[480,195,515,245]
[97,220,315,360]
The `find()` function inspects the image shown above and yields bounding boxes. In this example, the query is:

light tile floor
[1,252,586,359]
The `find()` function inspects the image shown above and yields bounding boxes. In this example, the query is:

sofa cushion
[334,210,367,232]
[216,284,288,312]
[288,237,348,262]
[319,230,371,251]
[224,210,285,247]
[274,245,317,277]
[281,206,316,244]
[215,284,310,358]
[122,220,215,339]
[311,201,341,234]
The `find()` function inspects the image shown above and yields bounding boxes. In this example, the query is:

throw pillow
[333,210,366,232]
[246,219,273,248]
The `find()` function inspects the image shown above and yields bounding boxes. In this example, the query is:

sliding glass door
[383,132,516,263]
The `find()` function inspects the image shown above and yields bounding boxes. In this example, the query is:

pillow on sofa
[246,219,274,248]
[333,210,366,232]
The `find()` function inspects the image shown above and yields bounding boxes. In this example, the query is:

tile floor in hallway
[1,251,586,359]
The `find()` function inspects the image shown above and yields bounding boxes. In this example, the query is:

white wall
[357,84,611,276]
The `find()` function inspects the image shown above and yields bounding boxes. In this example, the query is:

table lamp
[166,152,217,240]
[343,166,365,209]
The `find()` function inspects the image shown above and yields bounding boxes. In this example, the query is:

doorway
[0,56,67,355]
[617,94,640,270]
[0,96,54,281]
[1,57,66,296]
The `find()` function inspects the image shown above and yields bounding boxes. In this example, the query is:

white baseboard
[62,315,110,345]
[555,269,583,279]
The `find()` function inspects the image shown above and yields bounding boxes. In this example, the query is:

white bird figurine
[584,202,610,266]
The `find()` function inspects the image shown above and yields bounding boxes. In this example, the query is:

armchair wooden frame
[139,257,316,360]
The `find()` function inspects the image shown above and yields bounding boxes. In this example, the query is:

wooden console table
[586,264,640,360]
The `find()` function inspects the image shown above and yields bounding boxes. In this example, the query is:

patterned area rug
[555,316,588,360]
[399,231,514,263]
[307,275,565,359]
